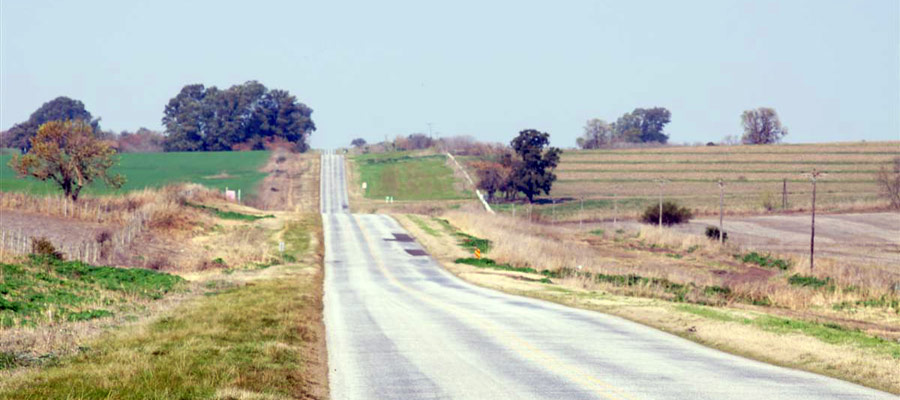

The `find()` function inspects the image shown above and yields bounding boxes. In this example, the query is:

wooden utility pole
[612,185,622,231]
[654,178,669,229]
[805,169,824,271]
[782,178,787,210]
[717,179,725,243]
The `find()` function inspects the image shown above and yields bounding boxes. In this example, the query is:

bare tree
[741,107,787,144]
[876,157,900,209]
[576,119,613,149]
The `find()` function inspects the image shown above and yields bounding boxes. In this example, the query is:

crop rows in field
[530,142,899,218]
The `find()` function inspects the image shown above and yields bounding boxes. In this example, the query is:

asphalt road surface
[320,151,893,400]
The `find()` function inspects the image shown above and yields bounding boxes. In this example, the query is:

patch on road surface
[404,249,428,256]
[385,233,416,242]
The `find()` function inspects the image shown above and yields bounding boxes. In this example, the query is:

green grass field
[0,151,271,197]
[353,152,468,200]
[0,255,184,330]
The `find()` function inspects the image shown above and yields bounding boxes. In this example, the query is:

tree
[351,138,367,147]
[162,84,209,151]
[576,119,613,149]
[473,161,511,203]
[509,129,561,203]
[613,107,671,144]
[117,128,164,152]
[8,120,125,201]
[741,107,787,144]
[2,97,99,150]
[876,157,900,209]
[247,89,316,152]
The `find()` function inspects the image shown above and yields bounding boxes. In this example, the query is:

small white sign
[278,241,285,253]
[362,182,368,190]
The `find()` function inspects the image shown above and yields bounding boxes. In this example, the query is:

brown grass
[441,210,900,330]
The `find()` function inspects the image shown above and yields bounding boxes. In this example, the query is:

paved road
[320,151,894,399]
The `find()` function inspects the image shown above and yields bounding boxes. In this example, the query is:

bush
[788,274,832,289]
[705,226,727,242]
[760,191,778,211]
[31,237,63,260]
[641,201,693,226]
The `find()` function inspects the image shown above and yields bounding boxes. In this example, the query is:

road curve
[320,151,893,400]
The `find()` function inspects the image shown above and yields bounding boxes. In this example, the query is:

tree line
[1,81,316,153]
[576,106,788,149]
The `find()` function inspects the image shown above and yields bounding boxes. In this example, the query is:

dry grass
[440,210,899,329]
[0,213,327,399]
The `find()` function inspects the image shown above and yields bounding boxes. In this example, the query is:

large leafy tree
[509,129,561,203]
[8,120,125,200]
[161,84,210,151]
[161,81,315,152]
[613,107,671,144]
[2,97,99,150]
[741,107,787,144]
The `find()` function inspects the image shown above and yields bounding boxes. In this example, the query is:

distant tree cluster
[476,129,561,203]
[577,107,671,149]
[162,81,315,152]
[393,133,434,151]
[1,97,100,151]
[116,128,165,152]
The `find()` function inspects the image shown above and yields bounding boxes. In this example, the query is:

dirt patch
[253,150,320,212]
[202,172,233,180]
[684,212,900,268]
[1,211,119,255]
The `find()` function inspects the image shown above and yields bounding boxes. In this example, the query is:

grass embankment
[396,213,900,394]
[0,214,327,399]
[353,151,467,200]
[0,151,270,197]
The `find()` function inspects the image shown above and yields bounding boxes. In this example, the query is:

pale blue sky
[2,0,898,148]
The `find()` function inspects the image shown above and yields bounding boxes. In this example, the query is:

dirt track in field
[1,211,117,250]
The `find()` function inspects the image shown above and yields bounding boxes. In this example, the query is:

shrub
[788,274,832,289]
[641,201,693,226]
[31,237,63,260]
[760,191,777,211]
[705,226,727,242]
[737,252,792,270]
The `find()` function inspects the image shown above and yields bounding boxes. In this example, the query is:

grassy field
[464,141,900,221]
[352,151,468,201]
[0,151,271,197]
